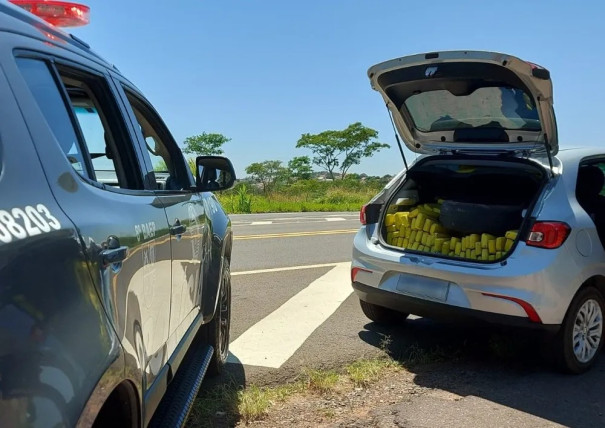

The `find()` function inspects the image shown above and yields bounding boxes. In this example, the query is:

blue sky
[72,1,605,178]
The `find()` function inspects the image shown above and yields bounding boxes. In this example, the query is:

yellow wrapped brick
[481,249,488,260]
[505,230,518,240]
[441,241,450,254]
[415,212,425,227]
[426,234,434,247]
[404,228,411,238]
[397,237,404,247]
[461,236,468,251]
[466,249,472,258]
[481,233,495,249]
[489,255,495,261]
[415,231,424,243]
[394,212,410,227]
[418,244,426,251]
[504,239,514,251]
[421,233,428,246]
[469,234,480,246]
[474,242,482,253]
[455,242,462,255]
[387,232,393,244]
[410,218,417,230]
[409,230,417,243]
[423,218,433,232]
[470,249,477,259]
[496,251,503,258]
[488,239,496,254]
[385,214,395,227]
[387,225,397,233]
[450,236,460,247]
[402,238,409,248]
[410,241,419,250]
[495,237,505,251]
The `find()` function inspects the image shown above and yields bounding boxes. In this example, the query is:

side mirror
[196,156,236,192]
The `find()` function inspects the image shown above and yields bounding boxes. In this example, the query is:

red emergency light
[10,0,90,27]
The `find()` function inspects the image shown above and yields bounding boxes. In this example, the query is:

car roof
[556,147,605,164]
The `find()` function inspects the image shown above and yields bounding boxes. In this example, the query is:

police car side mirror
[196,156,236,192]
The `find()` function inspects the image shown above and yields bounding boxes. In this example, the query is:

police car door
[12,56,173,394]
[116,84,207,358]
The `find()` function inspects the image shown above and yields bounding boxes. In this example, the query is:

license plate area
[396,273,450,302]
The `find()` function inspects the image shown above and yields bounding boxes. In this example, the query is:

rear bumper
[352,281,560,334]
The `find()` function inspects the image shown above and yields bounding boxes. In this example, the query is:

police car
[0,1,235,426]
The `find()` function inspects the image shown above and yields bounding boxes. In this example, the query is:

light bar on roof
[10,0,90,27]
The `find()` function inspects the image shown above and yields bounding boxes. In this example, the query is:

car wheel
[203,262,231,376]
[555,287,604,374]
[359,299,408,324]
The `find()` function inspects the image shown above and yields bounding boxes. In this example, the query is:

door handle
[101,235,128,266]
[101,246,129,265]
[170,219,186,235]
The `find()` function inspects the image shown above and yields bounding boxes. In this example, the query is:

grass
[346,358,398,387]
[188,356,400,426]
[215,179,384,214]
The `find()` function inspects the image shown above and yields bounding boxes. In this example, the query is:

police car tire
[203,263,231,376]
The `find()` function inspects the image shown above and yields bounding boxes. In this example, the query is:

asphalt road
[202,211,605,428]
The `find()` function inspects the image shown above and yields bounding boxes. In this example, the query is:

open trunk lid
[369,51,557,156]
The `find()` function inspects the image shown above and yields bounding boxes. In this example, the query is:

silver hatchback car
[352,51,605,373]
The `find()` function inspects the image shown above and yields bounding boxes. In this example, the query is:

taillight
[360,203,381,225]
[526,221,570,249]
[360,205,367,225]
[351,267,372,282]
[10,1,90,27]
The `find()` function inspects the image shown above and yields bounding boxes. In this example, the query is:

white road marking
[227,262,353,368]
[232,262,344,276]
[250,221,273,225]
[325,217,346,222]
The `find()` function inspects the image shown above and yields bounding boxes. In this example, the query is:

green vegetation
[188,356,400,426]
[296,122,389,180]
[183,132,230,156]
[215,178,388,214]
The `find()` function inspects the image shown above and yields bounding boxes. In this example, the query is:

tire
[554,287,605,374]
[203,262,231,376]
[439,200,522,236]
[359,299,408,324]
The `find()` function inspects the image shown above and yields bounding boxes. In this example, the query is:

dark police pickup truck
[0,1,235,426]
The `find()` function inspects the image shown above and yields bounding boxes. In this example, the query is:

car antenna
[386,104,408,171]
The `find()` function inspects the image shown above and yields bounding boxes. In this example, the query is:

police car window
[16,58,143,190]
[123,90,190,191]
[16,58,87,176]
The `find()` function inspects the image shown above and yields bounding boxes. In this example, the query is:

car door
[113,81,209,358]
[12,55,173,395]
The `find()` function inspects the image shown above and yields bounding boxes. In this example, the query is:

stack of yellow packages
[384,201,517,261]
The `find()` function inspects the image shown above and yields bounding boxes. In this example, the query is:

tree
[245,160,287,193]
[287,156,313,181]
[296,122,390,180]
[183,132,230,156]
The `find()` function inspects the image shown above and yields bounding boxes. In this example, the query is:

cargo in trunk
[381,158,547,262]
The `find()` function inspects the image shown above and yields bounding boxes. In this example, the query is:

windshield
[403,86,541,133]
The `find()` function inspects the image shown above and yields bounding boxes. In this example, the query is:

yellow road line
[234,229,358,240]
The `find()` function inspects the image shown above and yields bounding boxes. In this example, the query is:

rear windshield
[404,86,541,133]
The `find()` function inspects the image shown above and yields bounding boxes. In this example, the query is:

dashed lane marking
[250,221,273,225]
[227,262,353,368]
[325,217,346,221]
